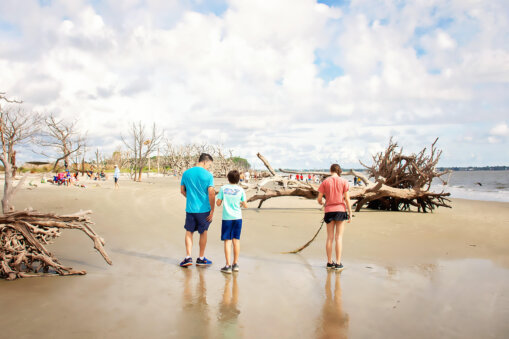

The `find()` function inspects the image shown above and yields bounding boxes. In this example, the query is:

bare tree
[0,101,41,213]
[41,114,85,172]
[122,121,163,181]
[0,94,112,280]
[0,92,21,104]
[94,148,104,169]
[159,139,245,178]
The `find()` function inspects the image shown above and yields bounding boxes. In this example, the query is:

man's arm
[180,185,187,197]
[206,186,215,222]
[317,192,324,205]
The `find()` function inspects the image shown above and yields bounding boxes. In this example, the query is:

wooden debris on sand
[245,138,451,213]
[0,209,112,280]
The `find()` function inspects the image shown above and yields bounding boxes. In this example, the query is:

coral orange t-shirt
[318,176,350,213]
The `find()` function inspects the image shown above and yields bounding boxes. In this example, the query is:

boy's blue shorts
[221,219,242,240]
[184,212,211,234]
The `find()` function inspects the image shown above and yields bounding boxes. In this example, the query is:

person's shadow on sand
[218,274,242,337]
[317,271,349,339]
[177,268,211,338]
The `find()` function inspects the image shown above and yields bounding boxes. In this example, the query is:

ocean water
[294,170,509,203]
[430,170,509,203]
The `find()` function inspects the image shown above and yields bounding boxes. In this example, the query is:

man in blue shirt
[179,153,215,267]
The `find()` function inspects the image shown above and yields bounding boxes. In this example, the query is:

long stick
[282,219,325,254]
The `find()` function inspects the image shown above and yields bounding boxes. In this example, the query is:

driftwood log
[245,139,451,212]
[0,209,112,280]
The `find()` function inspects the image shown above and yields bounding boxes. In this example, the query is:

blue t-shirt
[217,184,246,220]
[181,167,214,213]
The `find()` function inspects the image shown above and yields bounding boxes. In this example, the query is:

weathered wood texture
[1,209,112,280]
[246,139,451,212]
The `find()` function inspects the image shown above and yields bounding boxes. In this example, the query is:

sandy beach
[1,176,508,339]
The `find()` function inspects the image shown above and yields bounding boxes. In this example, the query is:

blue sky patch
[0,19,21,37]
[38,0,52,7]
[314,53,344,83]
[317,0,350,7]
[189,0,228,17]
[437,17,454,29]
[414,46,426,57]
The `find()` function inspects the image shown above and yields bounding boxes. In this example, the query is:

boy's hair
[198,153,214,163]
[227,170,240,184]
[330,164,342,175]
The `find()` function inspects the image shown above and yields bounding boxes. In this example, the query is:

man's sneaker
[221,265,232,274]
[180,257,192,267]
[196,257,212,266]
[326,262,336,270]
[335,263,344,271]
[232,263,239,272]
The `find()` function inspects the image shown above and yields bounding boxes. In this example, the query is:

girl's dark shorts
[324,211,349,224]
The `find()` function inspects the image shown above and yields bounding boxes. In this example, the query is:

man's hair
[227,170,240,184]
[330,164,342,175]
[198,153,214,163]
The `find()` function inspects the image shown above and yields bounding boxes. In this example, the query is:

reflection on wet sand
[218,273,242,338]
[178,268,210,338]
[317,271,349,339]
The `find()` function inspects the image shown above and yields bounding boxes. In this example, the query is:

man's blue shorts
[221,219,242,240]
[184,212,211,234]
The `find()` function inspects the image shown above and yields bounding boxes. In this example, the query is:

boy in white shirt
[216,170,248,273]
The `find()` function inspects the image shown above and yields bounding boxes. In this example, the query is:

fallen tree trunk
[0,209,112,280]
[246,139,451,212]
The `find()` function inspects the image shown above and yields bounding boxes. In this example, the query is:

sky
[0,0,508,169]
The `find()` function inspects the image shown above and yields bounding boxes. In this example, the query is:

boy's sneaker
[196,257,212,266]
[335,263,344,271]
[232,263,239,272]
[180,257,192,267]
[326,262,336,270]
[221,265,232,274]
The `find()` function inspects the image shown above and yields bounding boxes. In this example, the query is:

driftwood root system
[246,139,451,213]
[1,209,112,280]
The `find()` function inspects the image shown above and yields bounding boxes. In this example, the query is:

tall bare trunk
[2,161,12,214]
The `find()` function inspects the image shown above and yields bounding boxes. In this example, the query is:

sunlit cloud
[1,0,508,168]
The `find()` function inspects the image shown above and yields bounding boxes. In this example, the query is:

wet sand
[1,176,508,338]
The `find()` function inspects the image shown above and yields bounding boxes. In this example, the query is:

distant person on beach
[317,164,352,271]
[244,171,250,183]
[179,153,215,267]
[216,170,247,274]
[114,165,120,189]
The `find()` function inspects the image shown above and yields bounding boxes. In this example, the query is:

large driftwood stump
[0,209,112,280]
[245,139,451,212]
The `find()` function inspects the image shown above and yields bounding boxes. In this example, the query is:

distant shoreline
[279,167,509,172]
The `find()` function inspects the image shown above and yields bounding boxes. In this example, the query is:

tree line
[0,92,250,211]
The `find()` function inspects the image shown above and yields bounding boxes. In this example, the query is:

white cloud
[490,122,509,137]
[0,0,508,167]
